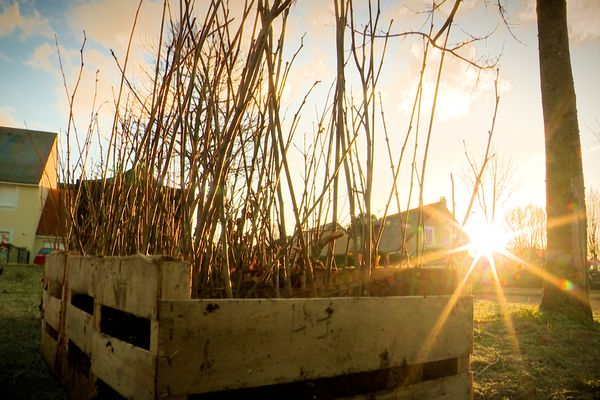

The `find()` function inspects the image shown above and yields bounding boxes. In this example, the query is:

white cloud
[394,42,512,122]
[52,43,122,130]
[23,36,123,139]
[0,105,18,126]
[26,42,54,73]
[305,0,335,31]
[65,0,171,109]
[384,0,478,30]
[517,0,535,22]
[69,0,164,54]
[519,0,600,44]
[567,0,600,43]
[0,2,53,39]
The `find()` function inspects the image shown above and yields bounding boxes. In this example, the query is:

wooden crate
[41,253,473,399]
[41,252,191,398]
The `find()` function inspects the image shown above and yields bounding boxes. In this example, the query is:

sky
[1,0,599,226]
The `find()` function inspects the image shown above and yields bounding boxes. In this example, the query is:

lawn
[472,300,600,399]
[1,264,599,399]
[0,265,66,399]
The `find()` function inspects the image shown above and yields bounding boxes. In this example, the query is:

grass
[1,264,599,399]
[473,300,600,399]
[0,264,65,399]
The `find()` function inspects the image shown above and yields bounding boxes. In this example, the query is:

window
[0,228,13,244]
[424,226,435,245]
[0,185,18,209]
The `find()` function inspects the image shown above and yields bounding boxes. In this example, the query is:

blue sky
[1,0,599,223]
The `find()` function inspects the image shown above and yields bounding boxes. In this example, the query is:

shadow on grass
[473,300,600,400]
[0,317,65,399]
[1,265,66,399]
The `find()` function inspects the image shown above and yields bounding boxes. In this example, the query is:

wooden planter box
[41,252,473,399]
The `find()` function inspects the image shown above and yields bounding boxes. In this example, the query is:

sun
[464,218,509,257]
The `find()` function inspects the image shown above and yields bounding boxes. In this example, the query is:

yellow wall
[0,184,45,253]
[40,140,58,190]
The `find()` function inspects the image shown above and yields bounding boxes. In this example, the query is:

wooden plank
[160,261,191,300]
[157,296,473,396]
[345,372,472,400]
[65,303,94,354]
[63,369,95,400]
[457,355,471,374]
[45,251,67,284]
[97,256,159,319]
[67,255,99,296]
[40,322,58,370]
[43,290,62,331]
[150,319,160,354]
[45,279,63,300]
[91,331,156,400]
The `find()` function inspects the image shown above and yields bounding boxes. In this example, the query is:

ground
[472,289,600,399]
[0,265,65,399]
[476,287,600,315]
[0,264,599,399]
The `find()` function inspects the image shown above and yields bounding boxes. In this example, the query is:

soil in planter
[100,305,150,350]
[71,292,94,315]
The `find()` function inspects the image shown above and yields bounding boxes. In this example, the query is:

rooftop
[0,126,57,185]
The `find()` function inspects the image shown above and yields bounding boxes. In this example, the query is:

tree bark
[537,0,592,321]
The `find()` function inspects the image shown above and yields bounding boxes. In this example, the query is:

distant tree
[536,0,592,320]
[461,150,516,225]
[504,204,546,250]
[349,213,378,254]
[587,188,600,261]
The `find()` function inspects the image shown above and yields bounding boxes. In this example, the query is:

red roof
[36,188,61,236]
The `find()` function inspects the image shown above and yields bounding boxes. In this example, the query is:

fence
[0,243,29,264]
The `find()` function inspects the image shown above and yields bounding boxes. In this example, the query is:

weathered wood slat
[40,323,58,370]
[65,303,93,354]
[96,257,159,319]
[345,372,472,400]
[160,261,191,300]
[157,296,473,396]
[457,355,471,374]
[67,255,98,296]
[43,290,62,330]
[91,332,156,400]
[95,256,189,319]
[45,251,66,284]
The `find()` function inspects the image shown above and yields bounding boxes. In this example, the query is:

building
[300,222,350,257]
[0,126,58,260]
[375,198,460,264]
[35,187,64,251]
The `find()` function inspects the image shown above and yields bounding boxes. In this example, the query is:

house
[375,198,460,264]
[301,222,351,257]
[0,126,58,260]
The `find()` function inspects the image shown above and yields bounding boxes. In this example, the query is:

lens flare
[464,218,509,258]
[560,279,575,291]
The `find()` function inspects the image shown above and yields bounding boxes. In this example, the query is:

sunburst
[414,214,589,375]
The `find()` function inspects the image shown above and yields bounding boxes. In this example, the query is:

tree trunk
[537,0,592,321]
